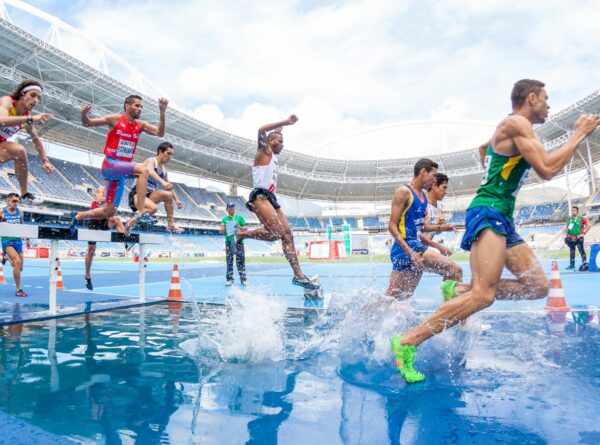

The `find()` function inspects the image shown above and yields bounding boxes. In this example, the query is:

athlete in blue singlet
[0,193,29,297]
[384,159,462,299]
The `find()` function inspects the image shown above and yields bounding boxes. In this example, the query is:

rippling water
[0,289,599,444]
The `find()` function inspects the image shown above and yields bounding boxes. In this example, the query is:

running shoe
[138,212,158,225]
[441,279,458,303]
[390,334,425,383]
[225,279,233,286]
[579,263,589,272]
[1,256,6,266]
[68,211,78,235]
[85,277,93,291]
[565,264,575,270]
[240,278,247,286]
[292,275,320,290]
[15,289,28,298]
[21,192,44,206]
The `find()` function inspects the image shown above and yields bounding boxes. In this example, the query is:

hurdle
[0,223,163,315]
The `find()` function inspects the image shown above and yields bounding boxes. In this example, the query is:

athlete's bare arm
[24,123,53,173]
[501,114,599,180]
[255,115,297,164]
[478,140,490,166]
[0,97,52,126]
[80,105,120,128]
[418,232,452,256]
[143,157,172,190]
[163,171,183,207]
[140,97,168,137]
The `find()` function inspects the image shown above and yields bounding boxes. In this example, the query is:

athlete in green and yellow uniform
[390,79,600,383]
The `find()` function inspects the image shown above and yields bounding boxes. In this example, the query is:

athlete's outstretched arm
[258,115,298,134]
[478,140,490,166]
[513,114,599,180]
[0,97,52,126]
[140,97,168,137]
[80,105,120,128]
[25,124,53,173]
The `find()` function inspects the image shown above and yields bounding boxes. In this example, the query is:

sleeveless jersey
[398,184,428,241]
[104,114,141,161]
[90,200,105,221]
[469,144,530,220]
[252,152,278,193]
[0,98,29,142]
[134,157,165,191]
[424,200,443,239]
[2,207,21,241]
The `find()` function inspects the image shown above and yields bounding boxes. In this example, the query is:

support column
[49,239,58,316]
[586,140,596,194]
[139,243,146,303]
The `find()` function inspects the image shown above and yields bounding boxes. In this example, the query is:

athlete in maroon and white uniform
[0,80,54,205]
[69,94,168,233]
[238,115,319,290]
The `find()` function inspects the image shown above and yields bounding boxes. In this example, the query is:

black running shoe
[85,277,93,290]
[21,192,44,206]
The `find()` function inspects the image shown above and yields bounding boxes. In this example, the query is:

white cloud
[14,0,599,157]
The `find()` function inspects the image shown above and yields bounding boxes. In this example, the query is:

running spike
[390,334,425,383]
[441,279,458,303]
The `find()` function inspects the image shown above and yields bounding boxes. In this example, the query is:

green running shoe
[441,279,458,303]
[390,334,425,383]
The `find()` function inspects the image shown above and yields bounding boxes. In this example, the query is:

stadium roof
[1,16,600,202]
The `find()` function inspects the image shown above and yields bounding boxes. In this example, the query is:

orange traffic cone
[544,260,569,312]
[167,264,183,301]
[0,259,5,284]
[56,259,65,290]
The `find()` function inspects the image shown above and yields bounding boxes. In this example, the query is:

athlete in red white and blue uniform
[68,95,168,233]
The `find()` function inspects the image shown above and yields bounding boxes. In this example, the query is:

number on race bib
[116,139,135,158]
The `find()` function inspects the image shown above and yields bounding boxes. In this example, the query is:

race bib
[0,124,21,140]
[568,223,574,230]
[116,139,135,158]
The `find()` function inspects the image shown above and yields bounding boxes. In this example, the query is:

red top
[90,200,104,221]
[103,114,141,161]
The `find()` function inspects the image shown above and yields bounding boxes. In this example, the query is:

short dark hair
[157,142,173,155]
[10,80,43,100]
[511,79,545,109]
[434,173,449,186]
[267,131,282,142]
[124,94,143,111]
[6,192,19,200]
[572,205,579,211]
[413,158,438,177]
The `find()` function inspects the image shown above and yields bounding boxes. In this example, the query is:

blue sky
[3,0,598,199]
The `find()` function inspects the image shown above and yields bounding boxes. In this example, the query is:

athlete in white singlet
[0,80,54,205]
[128,142,184,233]
[238,115,319,290]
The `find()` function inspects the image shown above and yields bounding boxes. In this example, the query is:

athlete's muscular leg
[401,229,505,347]
[76,203,117,221]
[85,244,96,279]
[420,249,462,281]
[132,164,149,217]
[275,208,304,279]
[149,190,172,219]
[237,199,281,242]
[0,141,29,195]
[5,246,23,290]
[385,269,422,299]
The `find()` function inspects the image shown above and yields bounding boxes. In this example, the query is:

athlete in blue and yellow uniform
[385,159,462,301]
[0,193,29,297]
[391,79,600,384]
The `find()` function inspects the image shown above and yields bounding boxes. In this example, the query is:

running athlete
[0,80,53,205]
[85,185,125,290]
[0,193,30,297]
[384,159,461,299]
[127,142,184,233]
[391,79,600,383]
[69,95,168,234]
[237,115,319,290]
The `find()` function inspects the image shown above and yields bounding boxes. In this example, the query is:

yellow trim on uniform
[397,192,414,239]
[501,155,523,181]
